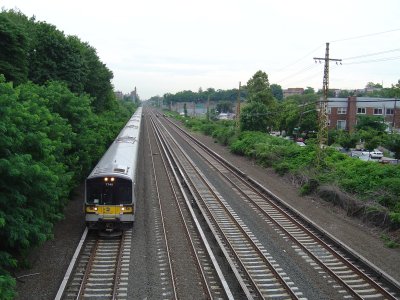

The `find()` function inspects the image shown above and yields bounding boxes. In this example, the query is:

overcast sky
[2,0,400,99]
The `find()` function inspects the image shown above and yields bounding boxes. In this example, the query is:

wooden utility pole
[236,81,241,129]
[207,95,210,121]
[313,43,341,166]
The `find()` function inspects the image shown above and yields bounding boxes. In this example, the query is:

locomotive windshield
[86,177,132,205]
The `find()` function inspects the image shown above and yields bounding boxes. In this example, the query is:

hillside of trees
[0,9,137,299]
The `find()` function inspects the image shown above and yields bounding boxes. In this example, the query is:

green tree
[337,131,358,149]
[385,133,400,159]
[304,87,315,94]
[216,101,233,113]
[270,84,283,101]
[246,70,275,106]
[356,115,387,132]
[0,12,28,85]
[240,102,270,132]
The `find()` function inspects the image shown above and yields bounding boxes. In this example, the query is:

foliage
[380,234,399,248]
[0,54,135,299]
[0,12,28,85]
[356,115,387,132]
[246,70,275,107]
[163,86,247,105]
[336,131,358,150]
[240,102,270,132]
[270,84,283,101]
[384,133,400,159]
[216,101,233,113]
[0,9,115,113]
[229,130,400,223]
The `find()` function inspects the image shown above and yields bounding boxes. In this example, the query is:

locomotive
[85,107,142,232]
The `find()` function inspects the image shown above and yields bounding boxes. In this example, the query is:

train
[85,107,142,232]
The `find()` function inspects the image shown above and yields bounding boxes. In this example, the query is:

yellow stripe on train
[85,205,133,214]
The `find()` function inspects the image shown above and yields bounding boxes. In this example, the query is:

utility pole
[236,81,241,129]
[313,42,341,166]
[207,95,210,121]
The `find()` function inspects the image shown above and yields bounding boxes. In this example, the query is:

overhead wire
[342,48,400,60]
[330,28,400,43]
[272,28,399,88]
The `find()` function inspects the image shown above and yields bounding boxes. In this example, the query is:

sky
[2,0,400,99]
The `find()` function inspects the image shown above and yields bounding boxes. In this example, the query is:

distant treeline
[0,9,137,299]
[163,87,248,104]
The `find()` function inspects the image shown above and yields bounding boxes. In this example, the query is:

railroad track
[59,230,131,300]
[149,115,233,299]
[153,116,302,299]
[161,115,400,299]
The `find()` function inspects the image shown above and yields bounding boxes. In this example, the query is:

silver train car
[85,107,142,231]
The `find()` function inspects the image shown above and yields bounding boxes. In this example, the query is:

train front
[85,175,135,232]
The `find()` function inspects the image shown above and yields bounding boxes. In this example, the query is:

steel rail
[164,116,399,299]
[149,111,234,300]
[155,117,298,299]
[76,239,99,299]
[144,116,178,300]
[112,233,125,300]
[150,116,215,298]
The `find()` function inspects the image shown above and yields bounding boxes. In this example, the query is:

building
[114,91,124,100]
[283,88,304,98]
[326,97,399,132]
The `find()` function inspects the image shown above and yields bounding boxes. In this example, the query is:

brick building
[283,88,304,98]
[327,97,399,132]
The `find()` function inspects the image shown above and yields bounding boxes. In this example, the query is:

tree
[366,82,383,89]
[337,131,358,149]
[216,101,233,113]
[240,102,270,132]
[304,87,315,94]
[356,115,387,132]
[270,84,283,101]
[385,133,400,159]
[0,12,28,85]
[246,70,275,107]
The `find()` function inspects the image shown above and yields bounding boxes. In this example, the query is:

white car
[361,149,383,159]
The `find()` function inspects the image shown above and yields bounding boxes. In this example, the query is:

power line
[342,48,400,60]
[275,64,317,84]
[344,55,400,65]
[330,28,400,43]
[275,44,324,72]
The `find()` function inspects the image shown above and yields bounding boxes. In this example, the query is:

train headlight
[86,206,98,213]
[111,177,115,182]
[104,177,108,182]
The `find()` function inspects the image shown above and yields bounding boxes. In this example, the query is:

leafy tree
[356,115,387,132]
[240,102,270,132]
[270,84,283,101]
[304,87,315,94]
[216,101,233,113]
[337,131,358,149]
[246,70,275,106]
[385,133,400,159]
[0,12,28,85]
[366,82,383,89]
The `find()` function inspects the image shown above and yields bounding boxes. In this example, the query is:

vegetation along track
[162,115,400,299]
[153,114,302,299]
[148,114,233,299]
[58,229,132,299]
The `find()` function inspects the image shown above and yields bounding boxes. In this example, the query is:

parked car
[361,149,383,159]
[296,141,306,147]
